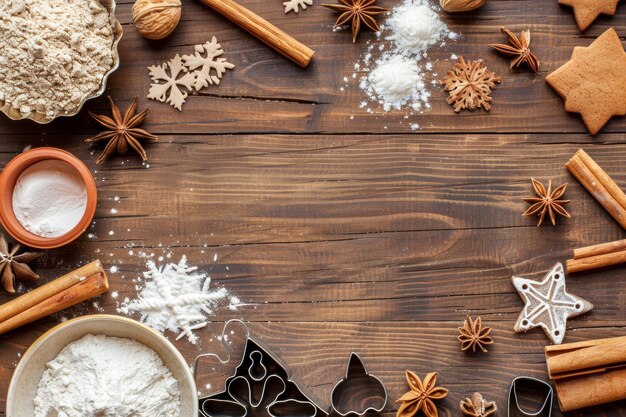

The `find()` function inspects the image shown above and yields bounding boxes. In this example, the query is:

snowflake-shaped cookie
[182,37,235,90]
[147,54,196,111]
[283,0,313,13]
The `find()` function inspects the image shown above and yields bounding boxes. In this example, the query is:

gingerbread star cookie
[513,263,593,345]
[546,28,626,135]
[559,0,620,31]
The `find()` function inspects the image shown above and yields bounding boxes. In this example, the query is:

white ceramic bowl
[6,315,198,417]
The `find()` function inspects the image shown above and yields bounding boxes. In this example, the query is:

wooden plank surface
[0,0,625,416]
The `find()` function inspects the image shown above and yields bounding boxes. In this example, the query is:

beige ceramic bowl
[0,0,123,124]
[6,315,198,417]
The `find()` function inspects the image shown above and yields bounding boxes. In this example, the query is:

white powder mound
[386,2,449,58]
[355,0,457,117]
[118,256,229,344]
[34,334,180,417]
[363,55,427,111]
[12,160,87,238]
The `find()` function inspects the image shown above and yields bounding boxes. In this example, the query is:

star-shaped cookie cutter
[512,263,592,344]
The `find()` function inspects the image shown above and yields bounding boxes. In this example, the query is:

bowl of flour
[6,315,198,417]
[0,0,123,123]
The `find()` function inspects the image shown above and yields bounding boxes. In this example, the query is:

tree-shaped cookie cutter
[195,320,388,417]
[195,320,327,417]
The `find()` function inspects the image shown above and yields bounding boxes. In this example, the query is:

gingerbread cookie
[546,28,626,135]
[559,0,620,31]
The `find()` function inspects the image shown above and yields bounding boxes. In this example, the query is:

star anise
[489,27,539,73]
[460,393,497,417]
[322,0,390,43]
[397,371,448,417]
[86,96,159,164]
[523,178,571,226]
[0,234,41,294]
[441,57,502,112]
[458,316,494,353]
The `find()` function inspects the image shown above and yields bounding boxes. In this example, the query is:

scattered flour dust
[118,256,229,344]
[34,334,180,417]
[355,0,458,116]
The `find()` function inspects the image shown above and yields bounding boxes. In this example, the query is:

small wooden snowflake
[284,0,313,13]
[147,38,235,111]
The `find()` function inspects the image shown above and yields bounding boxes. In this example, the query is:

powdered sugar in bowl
[0,148,97,249]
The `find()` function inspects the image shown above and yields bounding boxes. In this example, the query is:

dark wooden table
[1,0,625,415]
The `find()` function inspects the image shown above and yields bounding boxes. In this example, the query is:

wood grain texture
[0,0,625,416]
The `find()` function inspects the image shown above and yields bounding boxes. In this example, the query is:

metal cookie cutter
[195,320,327,417]
[508,377,553,417]
[331,353,388,416]
[195,320,388,417]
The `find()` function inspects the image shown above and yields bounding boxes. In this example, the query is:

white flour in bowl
[33,334,180,417]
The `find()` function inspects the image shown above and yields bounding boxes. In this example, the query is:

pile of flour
[0,0,115,118]
[34,334,180,417]
[357,0,457,113]
[118,256,230,344]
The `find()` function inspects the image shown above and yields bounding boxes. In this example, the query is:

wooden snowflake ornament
[182,37,235,90]
[513,263,592,344]
[147,54,195,111]
[284,0,313,13]
[148,38,235,111]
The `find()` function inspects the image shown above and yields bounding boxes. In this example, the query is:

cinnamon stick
[577,149,626,210]
[0,260,105,322]
[573,238,626,259]
[545,336,626,411]
[566,149,626,229]
[196,0,314,68]
[0,261,108,335]
[566,239,626,273]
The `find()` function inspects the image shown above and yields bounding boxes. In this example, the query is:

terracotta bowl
[6,315,199,417]
[0,147,97,249]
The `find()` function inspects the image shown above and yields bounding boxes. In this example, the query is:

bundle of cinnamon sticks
[567,238,626,273]
[566,149,626,229]
[0,260,108,335]
[545,336,626,411]
[564,150,626,273]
